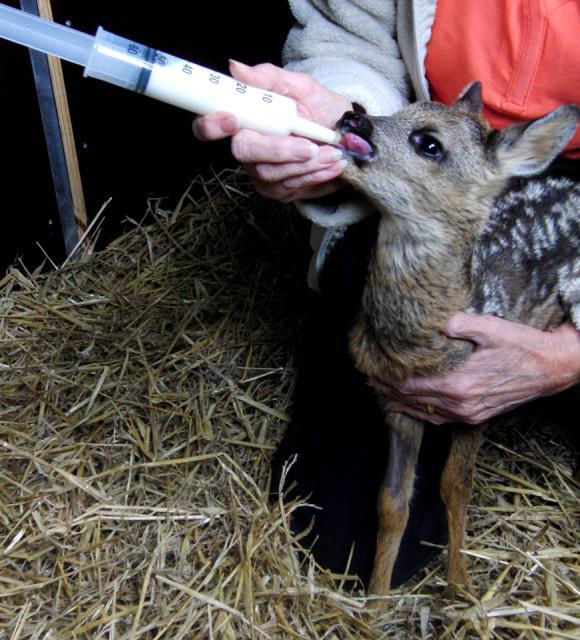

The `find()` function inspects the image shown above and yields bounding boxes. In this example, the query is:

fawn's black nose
[337,111,374,139]
[336,111,376,164]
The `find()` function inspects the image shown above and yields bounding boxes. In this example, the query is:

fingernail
[318,147,344,164]
[229,59,249,70]
[308,143,320,158]
[296,143,320,161]
[219,116,238,135]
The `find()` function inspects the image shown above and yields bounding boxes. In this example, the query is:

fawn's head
[322,83,579,232]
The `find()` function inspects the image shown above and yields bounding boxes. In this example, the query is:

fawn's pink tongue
[340,132,374,158]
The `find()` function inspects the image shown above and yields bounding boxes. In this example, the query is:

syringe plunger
[0,3,341,145]
[0,2,92,66]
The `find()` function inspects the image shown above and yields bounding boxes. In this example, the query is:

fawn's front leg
[440,425,484,597]
[368,411,424,599]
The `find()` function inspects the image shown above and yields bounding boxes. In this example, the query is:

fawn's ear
[491,105,580,177]
[454,82,483,115]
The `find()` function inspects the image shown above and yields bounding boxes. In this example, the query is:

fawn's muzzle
[336,111,377,164]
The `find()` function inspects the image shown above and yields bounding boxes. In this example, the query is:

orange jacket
[425,0,580,158]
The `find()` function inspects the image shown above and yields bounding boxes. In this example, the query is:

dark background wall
[1,1,294,273]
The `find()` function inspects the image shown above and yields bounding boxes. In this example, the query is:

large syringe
[0,3,341,144]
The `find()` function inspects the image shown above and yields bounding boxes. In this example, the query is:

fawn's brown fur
[306,83,580,600]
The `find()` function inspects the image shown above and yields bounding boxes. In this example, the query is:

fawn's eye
[409,132,444,160]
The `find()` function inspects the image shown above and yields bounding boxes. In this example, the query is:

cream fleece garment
[284,1,410,116]
[282,0,438,288]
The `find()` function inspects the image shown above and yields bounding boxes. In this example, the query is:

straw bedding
[0,170,578,639]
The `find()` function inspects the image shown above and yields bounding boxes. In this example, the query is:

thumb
[444,311,504,347]
[228,60,304,98]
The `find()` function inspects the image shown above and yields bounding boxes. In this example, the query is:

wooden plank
[36,0,87,238]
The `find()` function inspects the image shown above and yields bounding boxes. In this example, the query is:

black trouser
[271,214,451,588]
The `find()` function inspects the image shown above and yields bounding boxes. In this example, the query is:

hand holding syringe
[0,3,346,197]
[193,60,351,202]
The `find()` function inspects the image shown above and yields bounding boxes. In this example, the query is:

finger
[193,112,239,141]
[370,378,481,423]
[388,401,452,425]
[281,160,347,190]
[229,60,310,98]
[231,129,320,164]
[251,161,345,197]
[250,146,344,183]
[251,176,344,203]
[374,371,448,398]
[444,311,512,347]
[291,179,346,201]
[397,373,482,409]
[370,378,449,413]
[367,377,398,398]
[368,376,432,401]
[395,375,453,396]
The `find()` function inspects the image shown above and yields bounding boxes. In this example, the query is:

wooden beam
[21,0,87,255]
[37,0,87,238]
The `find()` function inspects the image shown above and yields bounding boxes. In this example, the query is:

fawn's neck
[351,218,477,380]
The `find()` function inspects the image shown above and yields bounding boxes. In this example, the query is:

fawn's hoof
[366,577,394,611]
[368,596,391,613]
[443,578,473,600]
[443,582,460,600]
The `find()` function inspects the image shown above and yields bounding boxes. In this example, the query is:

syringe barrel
[84,28,340,144]
[84,28,151,91]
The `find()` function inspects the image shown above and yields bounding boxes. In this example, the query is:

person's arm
[370,313,580,425]
[194,0,410,204]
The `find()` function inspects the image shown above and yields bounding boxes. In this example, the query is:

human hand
[193,61,352,202]
[370,312,580,425]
